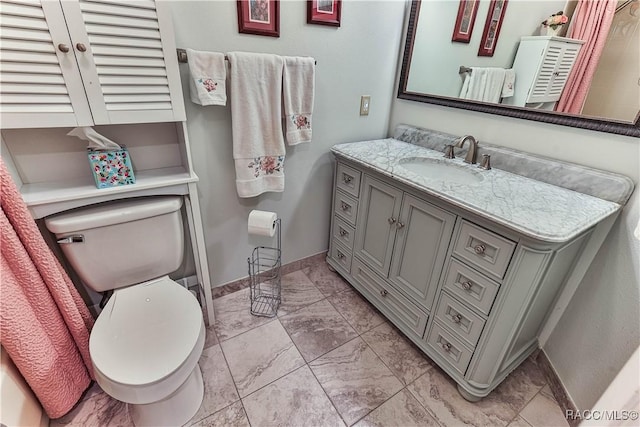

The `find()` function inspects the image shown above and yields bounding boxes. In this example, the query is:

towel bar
[176,48,316,64]
[459,66,472,74]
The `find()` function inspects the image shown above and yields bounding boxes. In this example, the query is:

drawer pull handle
[58,43,70,53]
[442,342,452,352]
[452,314,462,324]
[388,217,396,224]
[337,251,345,260]
[343,173,353,184]
[380,289,388,297]
[76,43,87,52]
[396,221,405,229]
[461,281,473,291]
[341,202,350,211]
[474,244,486,255]
[339,228,348,237]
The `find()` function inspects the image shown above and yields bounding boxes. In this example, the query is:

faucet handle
[479,154,491,170]
[444,144,455,159]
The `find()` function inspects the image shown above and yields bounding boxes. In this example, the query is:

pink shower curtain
[556,0,617,114]
[0,159,94,418]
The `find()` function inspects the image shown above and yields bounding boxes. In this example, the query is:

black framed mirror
[398,0,640,137]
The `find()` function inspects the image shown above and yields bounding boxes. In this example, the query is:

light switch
[360,95,371,116]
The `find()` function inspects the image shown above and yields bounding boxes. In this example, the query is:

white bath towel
[501,69,516,98]
[459,67,506,103]
[186,49,227,106]
[228,52,285,198]
[282,56,315,145]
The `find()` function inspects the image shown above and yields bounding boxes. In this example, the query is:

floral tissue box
[87,148,135,189]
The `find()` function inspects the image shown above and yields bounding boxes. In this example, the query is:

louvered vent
[0,0,74,115]
[79,0,172,113]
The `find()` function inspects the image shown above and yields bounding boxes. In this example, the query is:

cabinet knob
[76,43,87,52]
[387,217,396,224]
[461,281,473,291]
[339,228,347,237]
[474,244,486,255]
[340,201,350,211]
[337,251,345,260]
[396,221,405,229]
[441,342,452,352]
[342,173,353,184]
[452,314,462,324]
[380,289,388,297]
[57,43,70,53]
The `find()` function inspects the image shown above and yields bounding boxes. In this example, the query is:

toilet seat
[90,276,204,404]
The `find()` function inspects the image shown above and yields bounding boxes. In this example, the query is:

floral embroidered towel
[186,49,226,106]
[501,69,516,98]
[228,52,286,198]
[282,56,315,145]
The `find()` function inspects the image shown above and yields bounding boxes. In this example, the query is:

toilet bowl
[45,197,205,426]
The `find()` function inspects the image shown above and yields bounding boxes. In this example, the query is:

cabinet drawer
[336,163,361,198]
[434,291,486,348]
[331,241,353,273]
[443,258,500,316]
[351,258,428,338]
[426,321,473,375]
[332,216,355,250]
[334,190,359,226]
[452,220,516,280]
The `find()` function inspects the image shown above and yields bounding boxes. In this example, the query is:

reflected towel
[502,69,516,98]
[460,67,507,103]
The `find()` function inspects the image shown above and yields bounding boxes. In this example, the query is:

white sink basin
[398,157,485,185]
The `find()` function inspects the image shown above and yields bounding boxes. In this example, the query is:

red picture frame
[477,0,508,56]
[452,0,479,43]
[237,0,280,37]
[307,0,341,27]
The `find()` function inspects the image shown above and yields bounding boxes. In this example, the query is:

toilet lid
[90,277,203,386]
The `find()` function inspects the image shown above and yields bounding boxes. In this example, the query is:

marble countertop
[332,138,621,243]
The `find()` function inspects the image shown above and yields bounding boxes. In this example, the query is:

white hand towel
[459,67,506,103]
[186,49,227,106]
[228,52,286,198]
[282,56,315,145]
[501,69,516,98]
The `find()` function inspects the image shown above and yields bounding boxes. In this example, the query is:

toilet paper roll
[248,210,278,237]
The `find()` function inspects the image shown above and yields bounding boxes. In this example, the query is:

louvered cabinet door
[527,40,582,104]
[0,0,93,129]
[60,0,186,125]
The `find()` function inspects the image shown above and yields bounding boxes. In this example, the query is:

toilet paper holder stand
[248,218,282,318]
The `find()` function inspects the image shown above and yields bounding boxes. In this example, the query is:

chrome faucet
[454,135,478,164]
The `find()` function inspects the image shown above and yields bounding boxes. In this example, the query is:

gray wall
[167,0,407,286]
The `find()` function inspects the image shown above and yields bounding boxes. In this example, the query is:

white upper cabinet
[0,0,185,129]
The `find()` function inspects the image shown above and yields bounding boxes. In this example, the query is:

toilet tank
[45,197,184,293]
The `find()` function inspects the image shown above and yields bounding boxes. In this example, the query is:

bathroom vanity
[326,125,633,401]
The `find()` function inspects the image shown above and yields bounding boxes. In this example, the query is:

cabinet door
[528,41,581,103]
[389,194,455,309]
[354,175,402,278]
[0,0,93,128]
[60,0,186,125]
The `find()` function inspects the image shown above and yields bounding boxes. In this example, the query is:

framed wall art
[307,0,341,27]
[477,0,508,56]
[452,0,479,43]
[237,0,280,37]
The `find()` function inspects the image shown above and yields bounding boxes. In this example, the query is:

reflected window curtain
[556,0,617,114]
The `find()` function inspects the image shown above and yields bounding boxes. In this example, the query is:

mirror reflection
[402,0,639,124]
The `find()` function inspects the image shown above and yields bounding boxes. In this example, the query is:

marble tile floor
[51,261,570,427]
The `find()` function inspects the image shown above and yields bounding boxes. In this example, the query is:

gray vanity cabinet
[354,176,455,310]
[389,194,455,308]
[354,175,402,277]
[327,157,600,402]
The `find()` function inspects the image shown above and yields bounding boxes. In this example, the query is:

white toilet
[45,196,205,427]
